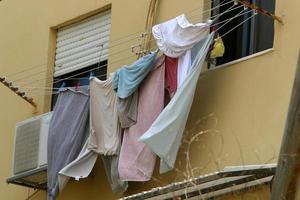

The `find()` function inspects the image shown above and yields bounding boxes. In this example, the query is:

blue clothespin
[59,82,66,92]
[87,72,95,90]
[89,72,94,79]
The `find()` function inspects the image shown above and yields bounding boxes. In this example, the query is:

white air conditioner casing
[12,112,52,176]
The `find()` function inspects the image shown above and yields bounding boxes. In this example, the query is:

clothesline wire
[188,0,227,16]
[211,4,243,23]
[16,9,252,90]
[6,0,258,90]
[211,8,253,27]
[15,2,243,85]
[23,10,254,93]
[215,8,246,32]
[4,0,236,80]
[23,74,107,91]
[5,63,47,78]
[220,11,257,38]
[13,3,247,85]
[187,0,225,14]
[21,47,158,91]
[22,10,251,95]
[188,0,234,18]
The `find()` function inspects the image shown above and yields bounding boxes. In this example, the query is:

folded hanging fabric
[118,55,165,181]
[165,56,178,97]
[58,139,97,192]
[58,75,127,193]
[112,51,157,99]
[152,14,212,58]
[139,33,215,173]
[101,154,128,194]
[47,88,90,200]
[59,140,127,194]
[117,91,138,128]
[88,76,122,155]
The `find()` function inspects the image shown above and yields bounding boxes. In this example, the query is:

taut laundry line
[0,76,37,108]
[6,1,268,88]
[4,1,235,82]
[17,6,250,88]
[19,51,141,88]
[19,11,256,94]
[186,0,227,15]
[237,0,283,24]
[214,8,246,32]
[3,0,232,80]
[16,74,108,87]
[15,7,254,92]
[5,63,47,79]
[20,47,158,90]
[218,10,258,38]
[188,0,233,18]
[211,9,253,27]
[210,4,242,22]
[14,9,252,92]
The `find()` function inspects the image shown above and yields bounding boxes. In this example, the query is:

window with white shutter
[54,10,111,77]
[51,10,111,108]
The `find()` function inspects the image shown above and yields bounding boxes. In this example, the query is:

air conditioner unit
[7,112,52,190]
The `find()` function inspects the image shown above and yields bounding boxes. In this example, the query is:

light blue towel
[112,51,157,99]
[139,33,215,173]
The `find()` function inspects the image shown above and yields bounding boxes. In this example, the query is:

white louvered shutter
[54,10,111,77]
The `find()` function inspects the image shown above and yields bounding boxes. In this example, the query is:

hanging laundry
[58,134,94,192]
[117,91,138,128]
[89,76,121,155]
[177,50,192,88]
[47,88,90,200]
[210,37,225,59]
[139,33,215,173]
[112,51,157,99]
[152,14,212,58]
[118,56,165,181]
[101,154,128,193]
[58,75,127,193]
[165,56,178,97]
[58,141,127,194]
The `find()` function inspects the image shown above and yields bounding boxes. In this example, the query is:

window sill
[207,48,274,72]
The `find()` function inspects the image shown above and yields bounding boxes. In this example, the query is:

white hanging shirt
[152,14,212,58]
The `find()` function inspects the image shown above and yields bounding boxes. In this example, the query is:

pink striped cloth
[118,56,165,181]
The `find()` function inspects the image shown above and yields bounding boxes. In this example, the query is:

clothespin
[89,72,94,79]
[59,82,66,92]
[88,72,95,90]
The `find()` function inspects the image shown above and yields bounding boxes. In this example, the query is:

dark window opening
[51,61,107,109]
[210,0,275,66]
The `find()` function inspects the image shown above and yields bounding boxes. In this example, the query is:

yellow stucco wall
[0,0,299,199]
